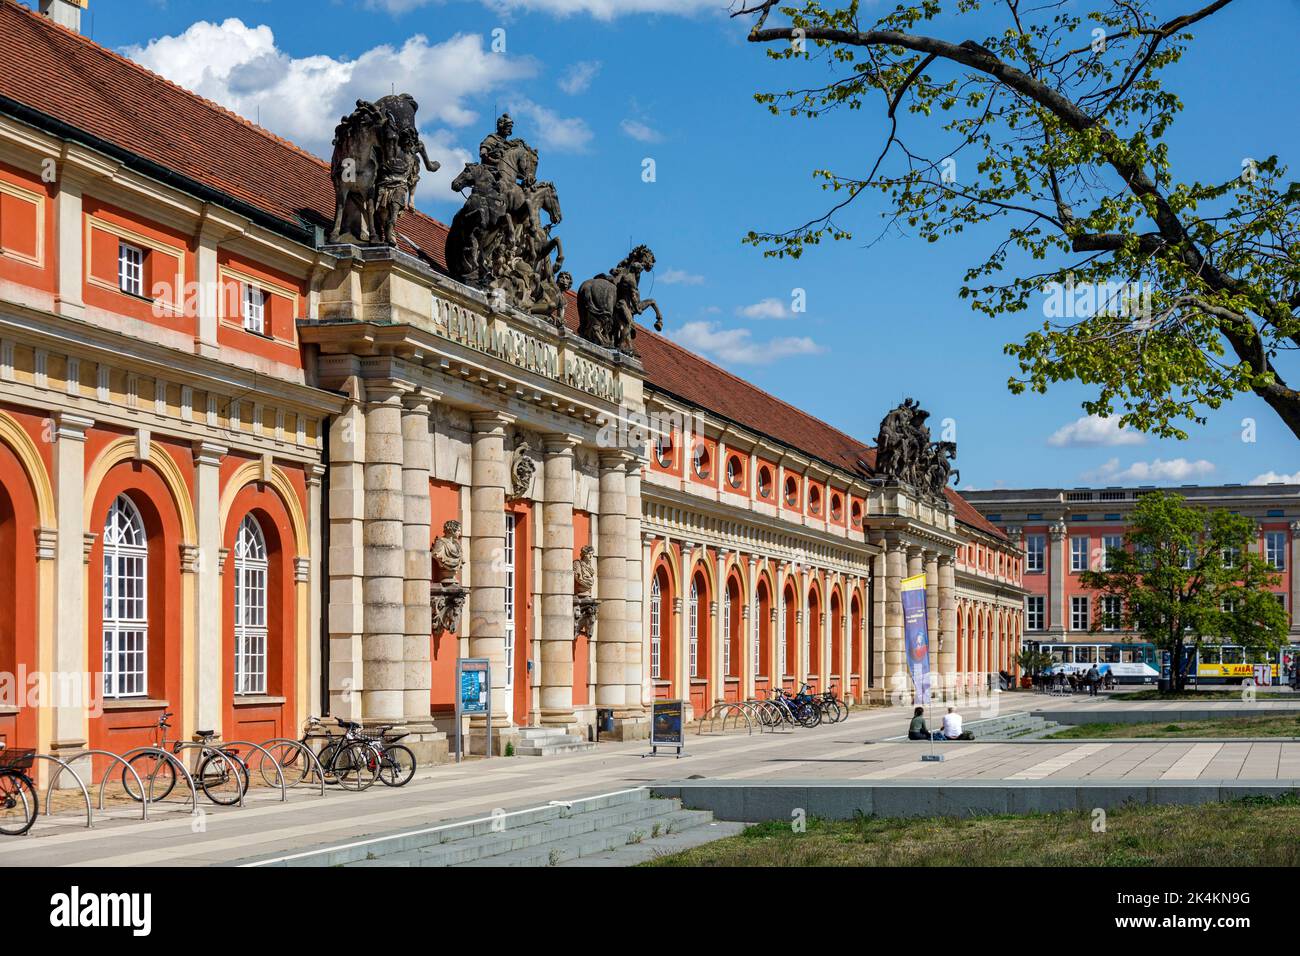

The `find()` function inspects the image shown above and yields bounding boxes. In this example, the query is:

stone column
[1048,522,1066,637]
[883,534,905,701]
[400,392,444,760]
[924,551,939,693]
[362,384,407,726]
[713,549,729,705]
[680,544,695,717]
[51,413,93,768]
[642,533,655,708]
[306,464,325,718]
[745,555,758,699]
[621,461,647,734]
[539,434,578,729]
[327,389,365,719]
[468,412,515,752]
[870,537,886,696]
[938,554,957,697]
[595,454,628,712]
[798,567,809,684]
[193,440,227,737]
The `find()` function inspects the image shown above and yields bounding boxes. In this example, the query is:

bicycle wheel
[197,752,248,806]
[834,701,848,723]
[262,741,313,788]
[331,741,378,792]
[798,703,822,728]
[377,744,416,787]
[123,752,176,803]
[0,770,36,836]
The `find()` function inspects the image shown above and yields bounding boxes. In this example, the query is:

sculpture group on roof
[874,398,960,498]
[328,101,664,355]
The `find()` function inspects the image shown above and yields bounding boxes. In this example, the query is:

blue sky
[56,0,1300,489]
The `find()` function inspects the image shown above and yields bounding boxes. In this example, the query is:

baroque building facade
[0,0,1023,771]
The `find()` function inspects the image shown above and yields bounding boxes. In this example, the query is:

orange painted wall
[0,159,55,295]
[0,439,40,750]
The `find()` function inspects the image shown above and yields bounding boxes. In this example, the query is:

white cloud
[620,118,662,143]
[480,0,722,19]
[1047,415,1145,448]
[667,321,825,366]
[736,297,792,320]
[122,19,537,202]
[363,0,438,12]
[1082,457,1217,484]
[659,268,705,286]
[1250,471,1300,485]
[558,60,601,95]
[508,97,592,152]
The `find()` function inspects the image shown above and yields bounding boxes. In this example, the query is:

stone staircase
[335,788,738,867]
[967,712,1067,740]
[513,726,597,756]
[883,711,1068,742]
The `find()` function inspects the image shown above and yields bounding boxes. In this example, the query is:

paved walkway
[6,694,1300,867]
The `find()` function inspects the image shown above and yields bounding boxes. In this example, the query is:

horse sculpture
[329,101,385,244]
[577,245,664,354]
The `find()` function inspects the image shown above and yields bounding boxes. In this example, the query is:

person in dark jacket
[907,706,929,740]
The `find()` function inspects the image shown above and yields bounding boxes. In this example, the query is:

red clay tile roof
[0,0,1003,541]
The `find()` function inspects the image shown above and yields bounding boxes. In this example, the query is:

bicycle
[0,749,37,836]
[311,718,381,791]
[358,725,417,788]
[122,712,250,806]
[816,685,848,724]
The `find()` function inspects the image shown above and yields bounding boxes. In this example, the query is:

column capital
[192,439,228,468]
[364,381,410,405]
[1049,521,1068,539]
[470,410,515,432]
[598,449,637,470]
[938,552,955,567]
[53,412,94,441]
[542,432,583,453]
[400,389,438,413]
[906,543,925,560]
[307,462,326,487]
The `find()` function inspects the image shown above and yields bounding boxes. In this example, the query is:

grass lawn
[1051,713,1300,739]
[642,796,1300,867]
[1122,689,1297,701]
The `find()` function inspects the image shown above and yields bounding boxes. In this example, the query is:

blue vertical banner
[902,573,932,704]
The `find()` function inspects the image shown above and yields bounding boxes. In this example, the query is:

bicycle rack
[32,754,92,829]
[746,698,794,732]
[259,738,326,798]
[167,742,246,808]
[695,702,754,736]
[53,749,152,822]
[219,740,287,803]
[119,746,200,815]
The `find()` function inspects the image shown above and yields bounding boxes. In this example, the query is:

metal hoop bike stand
[119,746,200,814]
[695,702,754,736]
[259,738,326,797]
[218,740,288,803]
[167,741,246,808]
[31,754,92,829]
[54,749,153,821]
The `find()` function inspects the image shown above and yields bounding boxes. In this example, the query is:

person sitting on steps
[907,706,930,740]
[940,706,975,741]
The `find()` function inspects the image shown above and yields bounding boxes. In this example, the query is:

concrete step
[450,809,717,867]
[349,796,682,868]
[276,788,651,867]
[556,820,747,866]
[515,740,596,756]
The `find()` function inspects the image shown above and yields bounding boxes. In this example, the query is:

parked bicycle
[357,725,417,788]
[815,685,848,723]
[122,712,250,806]
[302,717,380,791]
[0,749,37,836]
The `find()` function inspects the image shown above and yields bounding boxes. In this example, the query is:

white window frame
[688,581,699,678]
[242,283,266,334]
[778,595,788,675]
[1101,595,1122,632]
[1070,536,1089,573]
[234,514,269,695]
[1070,595,1090,632]
[1025,595,1044,631]
[1025,534,1045,573]
[650,575,662,680]
[503,513,516,689]
[1265,531,1286,570]
[1101,535,1123,571]
[723,588,733,676]
[753,596,761,677]
[118,241,143,297]
[103,495,148,698]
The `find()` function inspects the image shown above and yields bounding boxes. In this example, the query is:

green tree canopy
[1078,491,1287,691]
[733,0,1300,440]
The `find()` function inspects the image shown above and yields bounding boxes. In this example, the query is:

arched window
[103,495,147,698]
[650,575,662,679]
[723,585,732,675]
[234,514,268,695]
[688,580,700,677]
